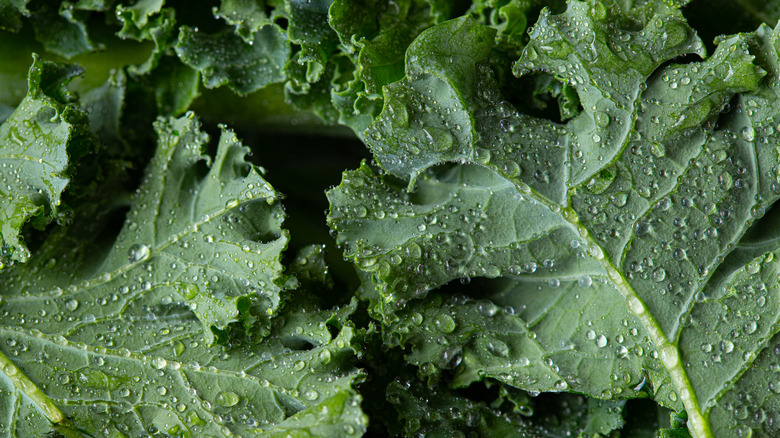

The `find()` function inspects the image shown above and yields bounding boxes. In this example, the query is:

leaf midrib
[471,160,713,438]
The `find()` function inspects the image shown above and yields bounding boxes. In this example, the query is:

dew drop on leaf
[216,390,241,407]
[651,267,666,283]
[64,299,79,311]
[152,357,167,369]
[128,243,150,263]
[486,339,509,357]
[433,314,456,333]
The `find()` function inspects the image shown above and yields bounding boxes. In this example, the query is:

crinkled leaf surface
[285,0,339,76]
[29,1,99,59]
[214,0,275,42]
[0,56,86,266]
[386,376,529,437]
[331,163,679,408]
[5,112,291,345]
[329,3,780,436]
[115,0,177,74]
[175,25,290,95]
[311,0,451,135]
[0,112,366,437]
[329,0,451,95]
[387,374,626,438]
[0,280,365,436]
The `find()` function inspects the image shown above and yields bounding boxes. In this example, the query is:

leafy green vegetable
[176,25,290,95]
[0,55,88,267]
[3,0,780,436]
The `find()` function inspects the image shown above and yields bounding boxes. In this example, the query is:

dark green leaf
[175,25,290,95]
[30,1,100,59]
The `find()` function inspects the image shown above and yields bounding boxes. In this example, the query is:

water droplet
[651,267,666,283]
[663,22,688,48]
[64,299,79,311]
[741,127,755,141]
[486,339,509,357]
[594,111,610,127]
[651,143,666,158]
[128,243,150,263]
[152,357,167,369]
[433,314,456,333]
[596,335,608,348]
[216,391,240,407]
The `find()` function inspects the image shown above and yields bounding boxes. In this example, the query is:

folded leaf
[176,25,290,95]
[0,110,366,436]
[330,3,780,436]
[0,289,365,436]
[4,112,291,344]
[215,0,275,42]
[331,163,679,407]
[30,1,99,59]
[0,55,87,267]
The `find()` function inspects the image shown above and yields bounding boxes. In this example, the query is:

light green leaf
[5,112,291,344]
[115,0,165,38]
[0,111,366,437]
[0,55,87,267]
[330,3,780,437]
[0,288,365,436]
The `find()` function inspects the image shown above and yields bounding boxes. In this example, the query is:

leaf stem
[505,175,713,438]
[0,348,64,423]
